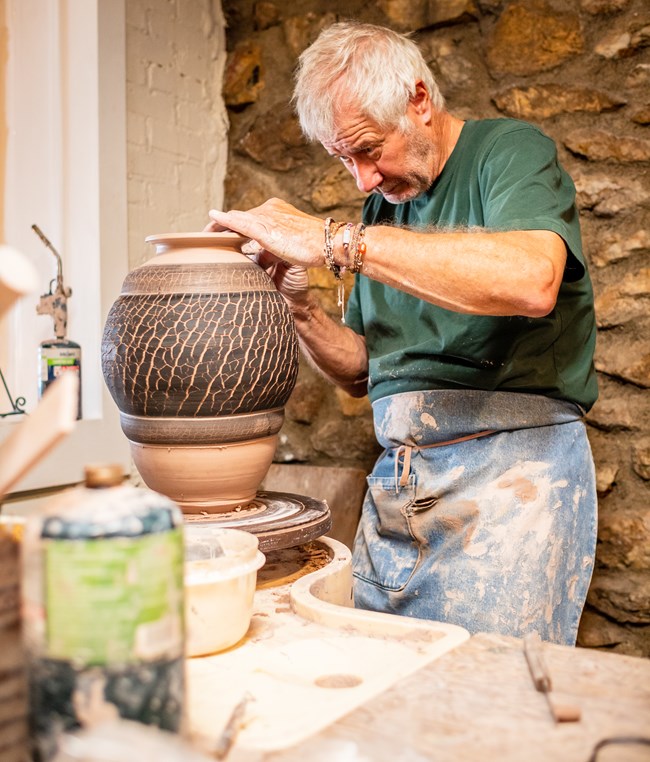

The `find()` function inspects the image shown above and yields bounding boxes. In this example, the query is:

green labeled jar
[23,464,185,762]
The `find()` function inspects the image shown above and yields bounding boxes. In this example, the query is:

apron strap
[394,430,497,489]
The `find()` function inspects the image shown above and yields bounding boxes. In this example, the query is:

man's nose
[353,160,383,193]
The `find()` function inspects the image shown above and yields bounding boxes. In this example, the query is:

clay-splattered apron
[352,390,597,645]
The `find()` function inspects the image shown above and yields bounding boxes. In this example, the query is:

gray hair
[293,21,445,144]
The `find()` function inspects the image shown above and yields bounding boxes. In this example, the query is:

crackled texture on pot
[102,264,298,419]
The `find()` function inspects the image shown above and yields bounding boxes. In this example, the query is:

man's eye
[339,156,353,164]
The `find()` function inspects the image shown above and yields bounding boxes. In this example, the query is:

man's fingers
[204,209,235,233]
[209,209,244,230]
[241,239,265,256]
[255,250,283,269]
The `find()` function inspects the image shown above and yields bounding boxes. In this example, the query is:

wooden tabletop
[237,632,650,761]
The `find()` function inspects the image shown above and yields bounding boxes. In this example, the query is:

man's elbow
[341,380,369,398]
[520,258,561,317]
[334,371,369,398]
[525,291,558,317]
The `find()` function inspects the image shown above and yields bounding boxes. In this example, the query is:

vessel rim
[145,231,247,247]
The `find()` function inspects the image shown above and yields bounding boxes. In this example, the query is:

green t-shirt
[345,119,598,411]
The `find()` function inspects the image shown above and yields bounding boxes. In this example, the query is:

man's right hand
[203,215,311,309]
[252,248,311,311]
[203,205,369,396]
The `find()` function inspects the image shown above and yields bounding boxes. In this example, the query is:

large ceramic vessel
[101,232,299,512]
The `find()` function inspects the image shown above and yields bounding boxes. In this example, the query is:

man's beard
[376,127,435,203]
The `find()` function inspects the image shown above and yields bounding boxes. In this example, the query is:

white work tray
[186,537,469,756]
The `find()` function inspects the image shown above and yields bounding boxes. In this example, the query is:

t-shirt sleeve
[480,126,585,281]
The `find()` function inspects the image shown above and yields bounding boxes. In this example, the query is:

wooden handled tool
[523,632,581,723]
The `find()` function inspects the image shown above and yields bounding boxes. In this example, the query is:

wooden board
[0,245,38,320]
[0,372,78,497]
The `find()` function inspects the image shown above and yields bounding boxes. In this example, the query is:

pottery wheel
[183,491,331,552]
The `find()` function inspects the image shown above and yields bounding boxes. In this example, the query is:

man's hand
[203,214,311,307]
[250,248,311,309]
[203,200,369,396]
[205,199,325,270]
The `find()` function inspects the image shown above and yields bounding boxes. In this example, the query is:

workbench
[253,634,650,761]
[186,538,650,762]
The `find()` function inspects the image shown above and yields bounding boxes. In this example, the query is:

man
[206,21,598,645]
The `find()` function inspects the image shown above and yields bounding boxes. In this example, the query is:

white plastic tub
[184,527,265,657]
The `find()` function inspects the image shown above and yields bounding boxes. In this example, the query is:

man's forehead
[322,113,386,154]
[322,136,384,156]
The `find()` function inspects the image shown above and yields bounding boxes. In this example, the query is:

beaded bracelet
[342,222,354,262]
[324,217,345,279]
[324,217,347,322]
[323,218,369,322]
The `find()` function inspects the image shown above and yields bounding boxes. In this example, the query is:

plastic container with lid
[23,464,185,761]
[184,526,265,657]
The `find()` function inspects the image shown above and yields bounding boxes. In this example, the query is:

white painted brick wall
[126,0,228,268]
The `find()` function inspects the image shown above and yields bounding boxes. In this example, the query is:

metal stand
[0,366,26,419]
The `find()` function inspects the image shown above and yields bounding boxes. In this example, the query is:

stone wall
[221,0,650,656]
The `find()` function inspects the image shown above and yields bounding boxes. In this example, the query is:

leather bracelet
[349,223,366,273]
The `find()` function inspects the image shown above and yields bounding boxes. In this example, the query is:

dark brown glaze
[102,261,298,420]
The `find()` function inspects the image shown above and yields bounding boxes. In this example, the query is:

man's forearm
[360,226,567,318]
[289,294,369,397]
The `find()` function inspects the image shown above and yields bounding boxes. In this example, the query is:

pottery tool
[523,632,581,723]
[33,224,82,418]
[212,693,252,760]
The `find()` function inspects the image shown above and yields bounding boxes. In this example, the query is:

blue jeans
[352,390,597,645]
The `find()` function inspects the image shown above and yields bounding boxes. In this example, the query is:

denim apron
[352,390,597,645]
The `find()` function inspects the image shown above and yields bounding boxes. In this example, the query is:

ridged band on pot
[120,262,276,295]
[101,261,299,418]
[120,408,285,445]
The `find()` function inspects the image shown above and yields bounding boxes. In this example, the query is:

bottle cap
[84,464,124,489]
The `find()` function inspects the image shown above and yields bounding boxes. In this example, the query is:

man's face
[322,109,436,204]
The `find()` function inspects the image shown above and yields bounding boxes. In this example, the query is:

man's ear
[410,80,433,123]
